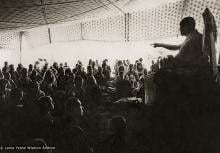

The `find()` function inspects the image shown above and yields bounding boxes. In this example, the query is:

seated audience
[0,78,11,103]
[2,61,9,74]
[18,68,32,93]
[30,70,43,83]
[4,72,16,89]
[96,116,127,153]
[34,96,54,143]
[0,70,3,79]
[9,64,19,83]
[54,97,93,153]
[94,67,106,87]
[92,61,98,74]
[125,64,138,81]
[41,70,56,96]
[76,64,87,81]
[136,62,144,78]
[28,64,33,76]
[0,58,153,152]
[116,71,131,98]
[85,76,103,109]
[68,75,86,105]
[87,65,94,77]
[63,68,74,93]
[102,63,111,81]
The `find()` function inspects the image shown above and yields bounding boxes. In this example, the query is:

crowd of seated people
[149,55,177,74]
[0,58,151,153]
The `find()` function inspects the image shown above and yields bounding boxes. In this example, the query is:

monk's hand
[151,43,161,48]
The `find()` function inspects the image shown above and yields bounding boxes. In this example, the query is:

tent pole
[81,23,84,40]
[19,31,24,64]
[125,13,130,42]
[48,28,52,44]
[125,13,126,42]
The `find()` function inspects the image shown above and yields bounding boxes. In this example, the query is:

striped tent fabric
[0,0,219,49]
[0,31,20,50]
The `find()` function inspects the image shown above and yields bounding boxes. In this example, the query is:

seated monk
[152,17,207,67]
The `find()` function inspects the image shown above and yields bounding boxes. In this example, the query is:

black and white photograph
[0,0,220,152]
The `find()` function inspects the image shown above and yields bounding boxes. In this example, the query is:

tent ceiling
[0,0,219,50]
[0,0,130,31]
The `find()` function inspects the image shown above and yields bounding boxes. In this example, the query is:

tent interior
[0,0,219,68]
[1,1,220,152]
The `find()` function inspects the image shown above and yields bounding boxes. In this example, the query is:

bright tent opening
[20,35,184,70]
